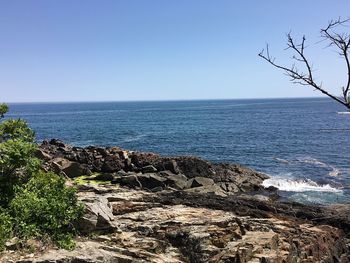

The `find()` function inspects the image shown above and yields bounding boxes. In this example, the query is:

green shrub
[0,210,13,250]
[0,119,35,143]
[0,104,84,251]
[10,171,84,248]
[0,139,41,206]
[0,103,8,119]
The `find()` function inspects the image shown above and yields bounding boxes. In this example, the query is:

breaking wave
[262,178,342,193]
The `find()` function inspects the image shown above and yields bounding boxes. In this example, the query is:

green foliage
[0,103,8,119]
[0,139,39,176]
[0,119,35,142]
[0,139,41,207]
[0,103,84,251]
[0,210,13,250]
[54,233,76,250]
[10,172,84,241]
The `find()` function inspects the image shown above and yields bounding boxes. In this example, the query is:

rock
[162,172,188,190]
[142,165,158,173]
[137,173,167,190]
[34,149,52,161]
[5,237,19,251]
[95,147,108,157]
[2,140,346,263]
[185,185,227,196]
[129,152,161,169]
[101,155,124,173]
[155,159,180,174]
[77,194,117,233]
[114,174,142,188]
[49,138,66,148]
[174,157,215,178]
[12,241,138,263]
[51,157,90,178]
[93,173,116,181]
[116,170,127,176]
[3,182,350,263]
[63,162,90,178]
[116,173,167,190]
[188,177,215,188]
[37,141,269,194]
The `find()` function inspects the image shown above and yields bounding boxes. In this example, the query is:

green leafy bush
[10,171,84,246]
[0,104,84,250]
[0,139,41,206]
[0,118,38,206]
[0,119,35,142]
[0,210,12,250]
[0,103,8,119]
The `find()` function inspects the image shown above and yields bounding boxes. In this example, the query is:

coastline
[2,139,349,262]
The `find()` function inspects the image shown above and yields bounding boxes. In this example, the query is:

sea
[6,98,350,205]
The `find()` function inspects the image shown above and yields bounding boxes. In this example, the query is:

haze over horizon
[1,0,350,103]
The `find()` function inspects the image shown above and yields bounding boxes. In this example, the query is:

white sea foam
[273,157,289,164]
[328,166,340,177]
[262,178,342,193]
[122,134,147,143]
[296,157,327,167]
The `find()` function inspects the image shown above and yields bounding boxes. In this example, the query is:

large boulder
[161,171,188,190]
[101,155,125,173]
[115,173,167,190]
[50,157,90,178]
[77,194,117,233]
[188,177,215,188]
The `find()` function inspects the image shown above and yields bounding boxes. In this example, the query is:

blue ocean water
[6,98,350,204]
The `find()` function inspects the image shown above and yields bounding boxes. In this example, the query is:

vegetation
[259,18,350,111]
[0,104,84,251]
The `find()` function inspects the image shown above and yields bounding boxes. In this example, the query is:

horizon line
[4,96,329,104]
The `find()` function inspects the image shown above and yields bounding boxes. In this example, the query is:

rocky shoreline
[1,139,349,262]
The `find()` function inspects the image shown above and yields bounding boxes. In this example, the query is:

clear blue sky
[1,0,350,102]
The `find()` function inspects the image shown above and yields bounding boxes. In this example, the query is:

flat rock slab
[4,184,349,263]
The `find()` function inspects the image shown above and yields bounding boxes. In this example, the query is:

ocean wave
[295,157,327,167]
[328,166,340,177]
[273,157,289,164]
[122,134,147,143]
[262,178,342,193]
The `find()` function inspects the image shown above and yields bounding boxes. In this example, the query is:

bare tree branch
[259,18,350,110]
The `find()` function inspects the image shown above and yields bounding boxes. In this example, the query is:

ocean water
[6,98,350,204]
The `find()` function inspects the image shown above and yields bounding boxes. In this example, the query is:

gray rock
[163,172,188,190]
[188,177,215,188]
[116,173,166,190]
[77,195,117,233]
[93,173,116,181]
[34,149,52,161]
[163,160,180,174]
[115,174,142,188]
[101,155,124,173]
[142,165,158,173]
[51,157,90,178]
[137,174,167,190]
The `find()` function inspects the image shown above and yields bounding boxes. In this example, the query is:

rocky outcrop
[2,184,349,263]
[1,140,349,262]
[39,139,268,194]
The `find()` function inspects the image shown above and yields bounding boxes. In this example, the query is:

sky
[1,0,350,102]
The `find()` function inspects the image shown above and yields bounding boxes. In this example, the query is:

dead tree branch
[259,18,350,110]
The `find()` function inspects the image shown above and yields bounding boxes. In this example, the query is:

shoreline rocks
[1,139,349,262]
[39,139,269,195]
